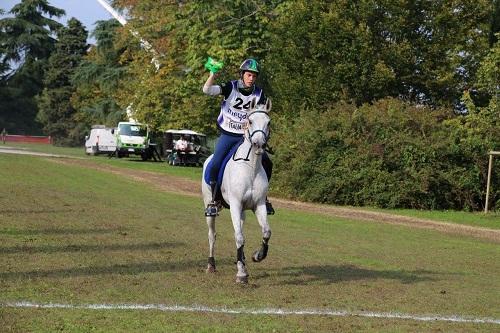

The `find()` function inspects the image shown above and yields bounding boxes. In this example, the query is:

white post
[484,151,500,213]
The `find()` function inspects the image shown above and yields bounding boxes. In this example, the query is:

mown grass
[1,153,500,332]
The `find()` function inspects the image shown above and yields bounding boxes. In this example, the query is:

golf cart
[163,129,211,166]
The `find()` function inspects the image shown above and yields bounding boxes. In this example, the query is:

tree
[489,0,500,47]
[112,0,281,134]
[71,19,130,128]
[37,18,88,145]
[443,37,500,210]
[0,0,63,66]
[0,0,64,134]
[266,0,493,116]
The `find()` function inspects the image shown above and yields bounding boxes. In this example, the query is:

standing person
[202,58,274,217]
[1,128,6,144]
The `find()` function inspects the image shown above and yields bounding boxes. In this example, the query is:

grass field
[1,150,500,332]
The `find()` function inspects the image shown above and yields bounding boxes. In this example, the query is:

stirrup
[205,202,219,217]
[266,200,275,215]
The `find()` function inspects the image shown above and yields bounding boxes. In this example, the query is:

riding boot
[210,180,217,201]
[266,197,275,215]
[205,181,219,216]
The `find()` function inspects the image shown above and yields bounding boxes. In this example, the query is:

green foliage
[271,98,498,210]
[113,0,281,134]
[0,0,64,64]
[70,19,129,129]
[0,0,64,134]
[266,0,493,115]
[447,37,500,210]
[37,18,88,145]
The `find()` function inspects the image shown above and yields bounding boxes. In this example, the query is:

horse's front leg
[230,203,248,283]
[252,201,271,263]
[206,215,216,273]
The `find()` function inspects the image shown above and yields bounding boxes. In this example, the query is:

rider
[202,58,274,217]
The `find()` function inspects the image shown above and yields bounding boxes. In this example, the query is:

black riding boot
[205,181,219,216]
[266,197,275,215]
[262,154,275,215]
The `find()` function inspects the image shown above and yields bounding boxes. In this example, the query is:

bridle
[233,110,270,162]
[246,110,270,146]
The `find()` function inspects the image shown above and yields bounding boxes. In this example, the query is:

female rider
[202,58,274,217]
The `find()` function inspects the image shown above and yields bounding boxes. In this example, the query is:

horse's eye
[249,120,252,125]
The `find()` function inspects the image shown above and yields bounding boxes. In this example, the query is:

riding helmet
[239,59,260,75]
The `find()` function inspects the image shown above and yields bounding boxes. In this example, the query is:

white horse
[202,98,272,284]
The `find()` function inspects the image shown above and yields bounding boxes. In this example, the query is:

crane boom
[96,0,127,25]
[95,0,160,70]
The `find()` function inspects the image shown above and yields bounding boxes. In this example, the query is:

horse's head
[246,97,271,155]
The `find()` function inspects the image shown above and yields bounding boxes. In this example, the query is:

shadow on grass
[0,228,125,236]
[0,258,231,280]
[0,241,185,254]
[0,209,81,214]
[270,264,439,285]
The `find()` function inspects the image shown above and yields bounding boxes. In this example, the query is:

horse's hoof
[252,248,267,262]
[236,275,248,284]
[206,264,216,273]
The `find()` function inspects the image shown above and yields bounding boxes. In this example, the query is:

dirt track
[46,157,500,243]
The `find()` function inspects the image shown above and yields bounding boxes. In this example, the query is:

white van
[85,125,117,155]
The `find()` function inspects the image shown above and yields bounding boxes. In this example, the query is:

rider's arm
[202,72,222,96]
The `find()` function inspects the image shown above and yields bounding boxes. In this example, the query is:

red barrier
[3,135,52,144]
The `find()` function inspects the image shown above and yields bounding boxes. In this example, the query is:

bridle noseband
[233,110,270,162]
[246,110,270,146]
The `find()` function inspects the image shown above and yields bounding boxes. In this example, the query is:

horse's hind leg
[206,216,217,273]
[252,203,271,263]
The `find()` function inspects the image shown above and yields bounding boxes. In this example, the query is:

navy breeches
[209,132,272,182]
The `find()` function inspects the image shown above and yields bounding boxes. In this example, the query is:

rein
[232,111,270,162]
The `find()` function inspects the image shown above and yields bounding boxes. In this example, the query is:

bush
[270,98,499,210]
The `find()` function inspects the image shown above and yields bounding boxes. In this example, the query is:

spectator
[175,135,190,152]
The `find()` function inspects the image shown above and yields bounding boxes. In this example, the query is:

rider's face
[242,71,257,87]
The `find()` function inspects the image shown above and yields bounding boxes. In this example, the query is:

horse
[201,97,272,284]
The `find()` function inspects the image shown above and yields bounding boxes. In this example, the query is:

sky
[1,0,115,43]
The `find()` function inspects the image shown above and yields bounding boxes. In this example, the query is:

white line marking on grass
[2,301,500,325]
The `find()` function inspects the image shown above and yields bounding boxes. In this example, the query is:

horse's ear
[265,98,272,113]
[250,97,258,110]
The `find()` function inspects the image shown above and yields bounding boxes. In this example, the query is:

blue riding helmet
[239,59,260,75]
